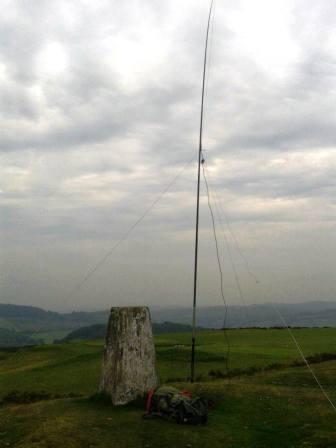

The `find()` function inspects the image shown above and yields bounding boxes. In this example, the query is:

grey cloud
[1,0,336,310]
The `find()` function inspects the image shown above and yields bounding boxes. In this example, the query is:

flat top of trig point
[110,306,149,312]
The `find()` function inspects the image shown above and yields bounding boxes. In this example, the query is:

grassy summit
[0,329,335,447]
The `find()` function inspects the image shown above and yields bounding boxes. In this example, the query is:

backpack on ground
[143,386,208,425]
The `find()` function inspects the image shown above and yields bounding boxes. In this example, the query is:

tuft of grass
[0,390,82,405]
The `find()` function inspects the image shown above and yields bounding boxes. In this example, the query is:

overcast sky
[1,0,336,312]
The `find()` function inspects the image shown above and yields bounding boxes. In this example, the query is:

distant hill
[55,324,106,343]
[55,321,208,343]
[152,321,207,334]
[0,328,42,347]
[1,301,336,347]
[151,301,336,328]
[0,304,108,333]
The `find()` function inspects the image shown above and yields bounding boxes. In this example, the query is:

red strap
[146,389,154,413]
[180,390,192,398]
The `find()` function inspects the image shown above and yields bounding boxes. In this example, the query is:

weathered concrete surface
[99,306,159,405]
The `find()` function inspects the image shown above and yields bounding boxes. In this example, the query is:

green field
[0,329,336,447]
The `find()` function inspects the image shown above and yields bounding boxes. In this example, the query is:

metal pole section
[191,0,214,383]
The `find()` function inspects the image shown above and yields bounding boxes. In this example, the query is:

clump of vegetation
[0,390,81,405]
[293,352,336,366]
[209,363,291,379]
[208,365,264,379]
[208,352,336,380]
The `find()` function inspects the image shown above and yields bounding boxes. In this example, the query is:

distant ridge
[0,301,336,346]
[151,301,336,328]
[0,303,108,333]
[54,321,208,343]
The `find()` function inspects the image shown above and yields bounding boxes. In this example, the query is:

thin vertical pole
[191,0,214,383]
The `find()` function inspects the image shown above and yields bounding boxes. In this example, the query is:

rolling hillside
[1,301,336,347]
[55,321,208,343]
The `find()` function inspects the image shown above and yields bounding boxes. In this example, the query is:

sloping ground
[0,343,102,396]
[0,329,335,447]
[0,370,335,448]
[1,329,336,395]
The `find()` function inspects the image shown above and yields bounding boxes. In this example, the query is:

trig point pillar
[99,306,159,405]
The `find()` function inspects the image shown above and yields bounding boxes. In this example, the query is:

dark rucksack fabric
[144,386,208,425]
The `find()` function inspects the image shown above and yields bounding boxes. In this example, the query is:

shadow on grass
[88,391,146,411]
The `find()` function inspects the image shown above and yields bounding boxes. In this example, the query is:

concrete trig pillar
[99,306,159,405]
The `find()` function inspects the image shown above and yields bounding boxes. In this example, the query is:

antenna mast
[191,0,214,383]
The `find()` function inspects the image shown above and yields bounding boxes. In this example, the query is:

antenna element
[191,0,214,383]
